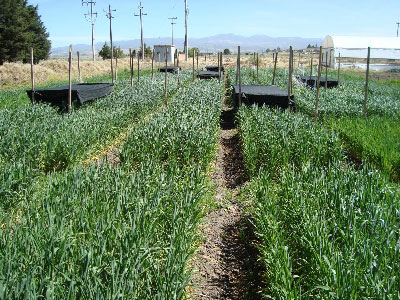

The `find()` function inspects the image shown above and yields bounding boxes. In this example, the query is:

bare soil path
[190,103,265,300]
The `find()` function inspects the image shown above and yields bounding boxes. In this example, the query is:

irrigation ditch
[191,94,265,299]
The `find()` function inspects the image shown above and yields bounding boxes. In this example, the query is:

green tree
[189,47,200,58]
[223,48,231,55]
[99,43,111,60]
[0,0,50,65]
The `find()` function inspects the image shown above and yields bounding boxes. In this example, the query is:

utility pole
[184,0,189,61]
[82,0,97,61]
[169,17,177,46]
[135,2,147,61]
[106,5,116,83]
[397,22,400,37]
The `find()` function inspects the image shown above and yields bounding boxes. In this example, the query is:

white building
[154,45,176,63]
[322,35,400,68]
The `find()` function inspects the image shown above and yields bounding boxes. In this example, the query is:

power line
[82,0,97,61]
[168,17,177,46]
[135,2,147,61]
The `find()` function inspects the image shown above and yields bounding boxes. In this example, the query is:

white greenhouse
[322,35,400,68]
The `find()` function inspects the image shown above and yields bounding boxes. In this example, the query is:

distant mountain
[50,34,322,57]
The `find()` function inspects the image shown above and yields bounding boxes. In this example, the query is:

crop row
[0,73,188,211]
[238,106,400,299]
[0,79,223,299]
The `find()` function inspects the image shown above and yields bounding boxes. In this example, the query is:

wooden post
[115,56,118,81]
[174,49,177,67]
[325,50,328,89]
[30,48,35,104]
[77,51,82,83]
[364,47,371,119]
[151,49,155,81]
[165,46,168,105]
[221,52,223,82]
[338,52,341,86]
[256,52,259,80]
[310,54,313,84]
[287,46,293,100]
[68,45,72,113]
[218,52,221,82]
[192,50,195,81]
[238,46,242,107]
[177,50,181,88]
[137,50,140,82]
[314,46,323,122]
[272,51,278,85]
[298,51,301,68]
[236,50,239,84]
[130,49,133,87]
[197,51,199,77]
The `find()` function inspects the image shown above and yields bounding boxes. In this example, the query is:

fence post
[115,56,118,81]
[130,49,134,87]
[77,51,82,83]
[165,46,168,105]
[325,50,328,89]
[197,50,199,77]
[338,52,341,86]
[238,46,242,107]
[218,52,221,83]
[364,47,371,119]
[310,54,313,85]
[298,51,301,68]
[287,46,293,100]
[272,51,278,85]
[151,49,155,81]
[137,50,140,82]
[314,46,323,122]
[177,50,181,88]
[192,50,195,81]
[256,52,259,80]
[68,45,72,113]
[30,48,35,104]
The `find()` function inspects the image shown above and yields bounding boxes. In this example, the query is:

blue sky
[29,0,400,48]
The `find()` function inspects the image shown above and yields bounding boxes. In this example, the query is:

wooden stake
[165,46,168,105]
[256,52,259,80]
[218,52,221,82]
[177,51,181,88]
[197,51,199,77]
[364,47,371,119]
[310,54,313,84]
[151,49,154,81]
[325,50,328,89]
[137,50,140,82]
[115,56,118,81]
[174,49,177,67]
[272,51,278,85]
[68,45,72,113]
[238,46,242,107]
[338,52,341,86]
[77,51,82,83]
[236,51,239,84]
[30,48,35,104]
[287,46,293,100]
[192,50,195,81]
[221,52,223,81]
[298,51,301,68]
[130,49,134,87]
[314,46,323,122]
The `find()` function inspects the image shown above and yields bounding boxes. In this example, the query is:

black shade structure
[158,66,181,74]
[297,76,339,88]
[206,65,225,73]
[27,83,114,110]
[232,84,295,109]
[198,71,224,80]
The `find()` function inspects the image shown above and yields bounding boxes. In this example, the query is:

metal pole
[184,0,189,61]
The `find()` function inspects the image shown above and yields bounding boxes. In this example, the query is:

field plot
[0,79,224,299]
[0,73,185,211]
[238,107,400,299]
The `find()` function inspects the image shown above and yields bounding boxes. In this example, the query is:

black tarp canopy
[297,76,339,88]
[158,66,181,74]
[232,84,294,109]
[198,71,222,80]
[206,65,225,72]
[27,83,114,109]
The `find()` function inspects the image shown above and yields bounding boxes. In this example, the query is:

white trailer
[154,45,176,63]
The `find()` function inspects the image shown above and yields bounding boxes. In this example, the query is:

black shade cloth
[198,71,223,80]
[158,66,181,74]
[297,76,338,88]
[206,65,225,72]
[232,84,295,109]
[27,83,114,108]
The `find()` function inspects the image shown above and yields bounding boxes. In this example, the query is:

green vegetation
[330,116,400,181]
[0,0,51,65]
[0,78,224,298]
[238,107,400,299]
